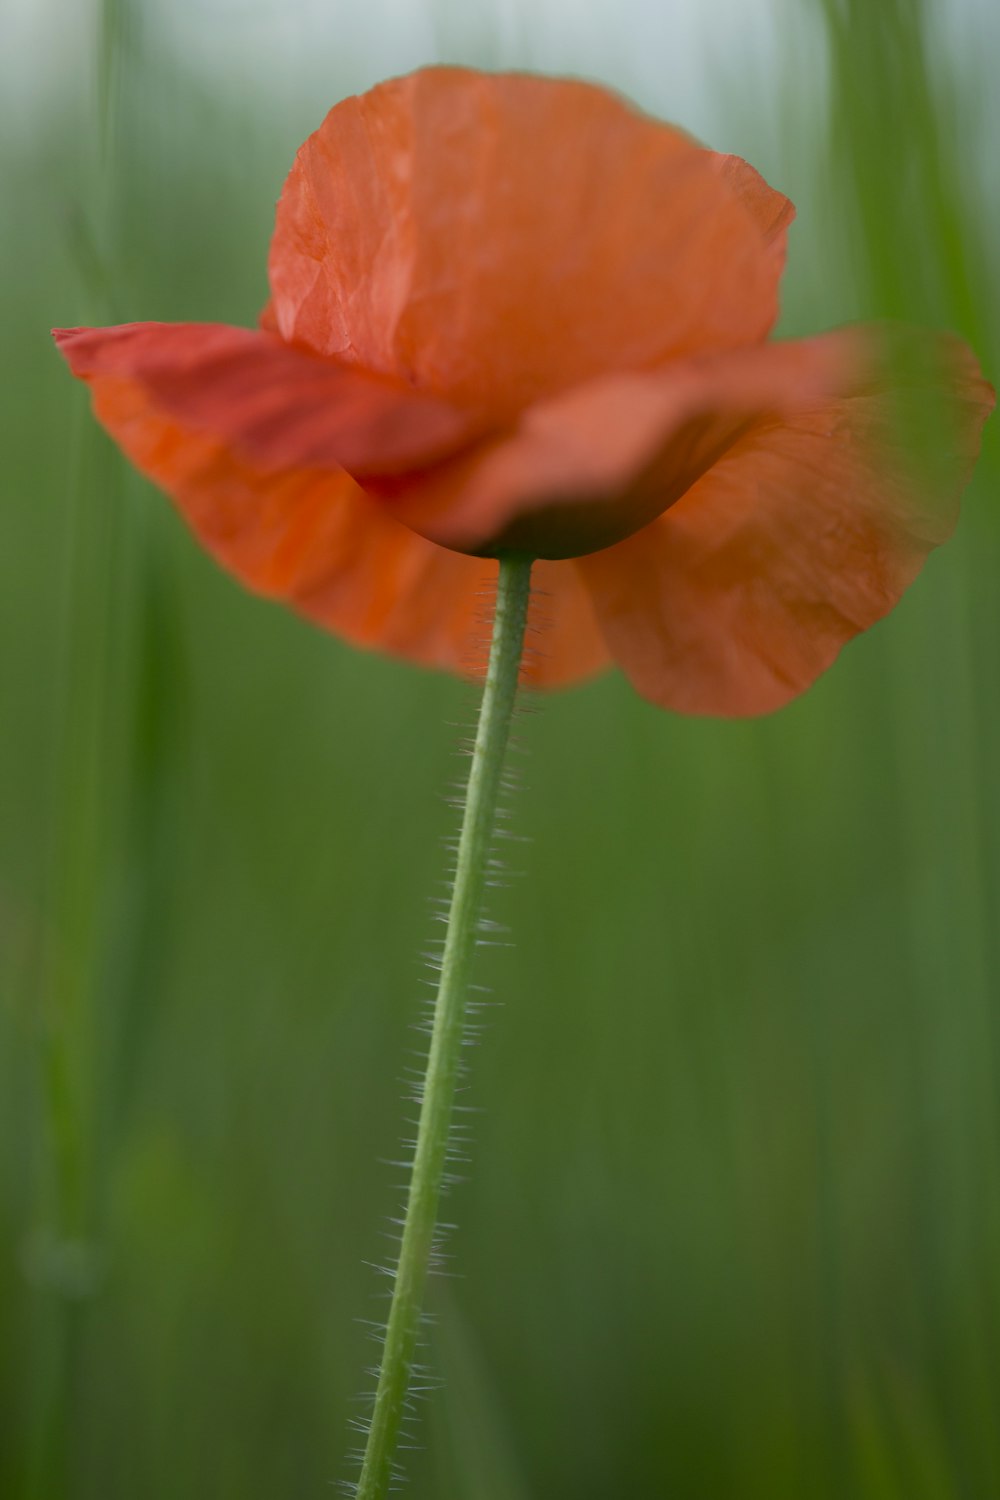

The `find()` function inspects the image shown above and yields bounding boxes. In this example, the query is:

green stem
[355,553,533,1500]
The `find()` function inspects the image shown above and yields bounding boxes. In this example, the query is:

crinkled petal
[523,560,611,689]
[577,331,994,716]
[54,322,481,478]
[269,67,791,414]
[373,330,877,559]
[54,338,606,687]
[711,152,795,279]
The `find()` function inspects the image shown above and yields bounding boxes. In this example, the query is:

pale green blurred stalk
[25,1,131,1494]
[815,0,1000,1491]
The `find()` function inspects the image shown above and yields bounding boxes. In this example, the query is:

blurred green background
[3,0,999,1495]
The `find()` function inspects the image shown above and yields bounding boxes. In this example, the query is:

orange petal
[578,331,995,716]
[269,67,790,415]
[54,322,480,477]
[711,153,795,279]
[525,560,611,689]
[55,337,606,687]
[373,330,877,559]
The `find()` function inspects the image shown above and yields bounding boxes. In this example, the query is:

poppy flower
[54,66,993,715]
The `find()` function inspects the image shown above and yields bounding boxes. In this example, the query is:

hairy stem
[355,553,533,1500]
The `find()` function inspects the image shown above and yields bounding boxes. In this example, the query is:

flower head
[55,67,993,714]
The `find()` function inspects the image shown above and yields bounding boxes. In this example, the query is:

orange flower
[55,67,993,714]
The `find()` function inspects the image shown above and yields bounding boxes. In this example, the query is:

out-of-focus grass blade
[429,1291,533,1500]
